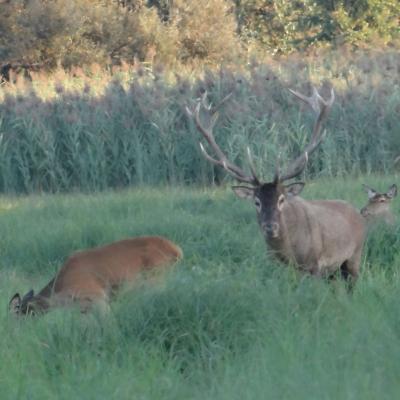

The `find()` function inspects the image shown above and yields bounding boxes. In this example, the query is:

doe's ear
[232,186,254,200]
[285,182,305,197]
[386,184,397,199]
[9,293,21,314]
[363,184,378,200]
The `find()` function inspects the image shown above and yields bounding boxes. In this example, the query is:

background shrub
[0,0,398,70]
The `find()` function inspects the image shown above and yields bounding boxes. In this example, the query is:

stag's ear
[285,182,305,197]
[386,184,397,199]
[232,186,254,200]
[363,184,378,200]
[9,293,21,314]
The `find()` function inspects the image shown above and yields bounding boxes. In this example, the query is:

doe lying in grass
[9,236,183,316]
[361,184,397,226]
[187,87,365,283]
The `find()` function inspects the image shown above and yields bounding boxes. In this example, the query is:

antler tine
[188,92,259,185]
[273,153,282,183]
[289,87,335,142]
[246,147,260,184]
[200,91,212,110]
[198,142,256,183]
[210,92,234,114]
[279,87,334,182]
[199,90,233,114]
[289,86,321,114]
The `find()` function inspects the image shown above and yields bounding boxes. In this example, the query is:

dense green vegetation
[1,0,398,70]
[0,48,399,194]
[1,177,400,399]
[1,3,399,396]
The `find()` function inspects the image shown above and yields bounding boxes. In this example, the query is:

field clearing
[1,175,400,399]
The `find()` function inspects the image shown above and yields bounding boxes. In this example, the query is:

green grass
[1,175,400,399]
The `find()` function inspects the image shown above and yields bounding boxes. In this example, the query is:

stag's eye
[254,197,262,212]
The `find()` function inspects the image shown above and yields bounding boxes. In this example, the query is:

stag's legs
[309,264,322,277]
[339,262,351,280]
[340,248,362,290]
[346,250,362,281]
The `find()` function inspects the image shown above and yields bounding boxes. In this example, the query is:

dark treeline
[0,0,398,71]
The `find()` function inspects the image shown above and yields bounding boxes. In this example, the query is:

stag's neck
[266,237,292,264]
[265,198,305,264]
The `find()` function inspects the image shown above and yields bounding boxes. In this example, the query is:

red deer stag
[9,236,183,316]
[361,183,397,225]
[187,88,365,282]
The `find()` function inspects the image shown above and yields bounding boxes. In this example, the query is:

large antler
[277,86,335,182]
[186,91,260,186]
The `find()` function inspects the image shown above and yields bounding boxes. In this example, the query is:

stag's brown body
[267,196,365,276]
[10,236,183,315]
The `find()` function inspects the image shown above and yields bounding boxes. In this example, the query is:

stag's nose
[262,222,279,237]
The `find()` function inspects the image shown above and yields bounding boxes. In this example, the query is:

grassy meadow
[1,175,400,399]
[1,45,400,399]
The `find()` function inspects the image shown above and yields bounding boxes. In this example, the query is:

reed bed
[0,48,399,194]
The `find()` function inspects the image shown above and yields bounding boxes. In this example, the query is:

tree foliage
[0,0,398,70]
[235,0,399,53]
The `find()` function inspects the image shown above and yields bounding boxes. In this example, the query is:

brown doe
[187,87,365,282]
[360,184,397,225]
[9,236,183,316]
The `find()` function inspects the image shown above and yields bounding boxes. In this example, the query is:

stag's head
[360,184,397,224]
[232,180,306,239]
[186,87,335,240]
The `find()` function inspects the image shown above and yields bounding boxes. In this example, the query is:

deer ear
[386,184,397,199]
[363,184,377,200]
[232,186,254,200]
[285,182,305,197]
[9,293,21,314]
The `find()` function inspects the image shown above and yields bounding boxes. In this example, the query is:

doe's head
[9,290,35,316]
[360,184,397,223]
